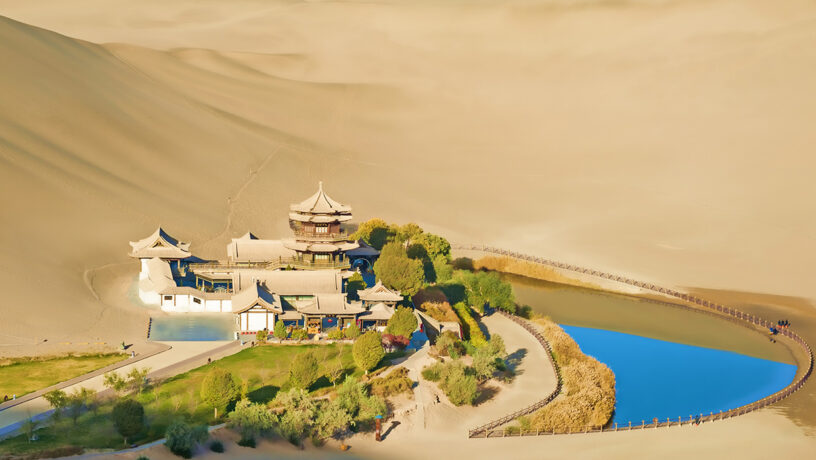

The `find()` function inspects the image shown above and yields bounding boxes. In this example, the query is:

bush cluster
[368,367,413,397]
[420,361,478,406]
[326,328,345,340]
[290,329,309,341]
[452,303,487,347]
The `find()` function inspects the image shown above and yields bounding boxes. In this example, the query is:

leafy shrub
[452,303,487,347]
[255,329,268,342]
[291,328,309,341]
[421,362,444,382]
[237,437,256,448]
[165,421,208,458]
[435,331,465,357]
[442,364,478,406]
[326,328,345,340]
[209,440,224,453]
[368,367,413,397]
[344,322,361,340]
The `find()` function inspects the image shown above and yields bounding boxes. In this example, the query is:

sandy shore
[1,0,815,458]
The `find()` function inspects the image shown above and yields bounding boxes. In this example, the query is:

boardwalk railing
[457,244,814,438]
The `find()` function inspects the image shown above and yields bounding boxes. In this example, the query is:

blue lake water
[149,315,236,341]
[560,325,797,425]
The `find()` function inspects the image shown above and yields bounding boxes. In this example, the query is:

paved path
[379,312,558,441]
[0,340,242,439]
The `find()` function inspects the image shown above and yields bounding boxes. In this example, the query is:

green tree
[273,320,287,341]
[335,377,387,422]
[344,322,361,340]
[66,387,95,425]
[22,414,39,444]
[443,365,479,406]
[394,223,423,244]
[346,272,366,300]
[289,350,320,390]
[385,306,418,339]
[353,331,385,373]
[112,399,145,445]
[43,389,67,422]
[165,420,208,458]
[412,232,451,260]
[274,388,317,447]
[455,271,515,314]
[127,367,151,394]
[373,243,424,297]
[432,256,453,283]
[328,360,345,387]
[200,368,239,420]
[227,399,275,446]
[351,218,395,250]
[103,371,128,394]
[314,400,353,443]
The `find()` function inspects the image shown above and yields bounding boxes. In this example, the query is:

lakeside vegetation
[470,255,601,291]
[0,352,126,399]
[517,316,615,432]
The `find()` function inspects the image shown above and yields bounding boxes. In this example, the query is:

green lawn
[0,353,127,399]
[0,343,362,456]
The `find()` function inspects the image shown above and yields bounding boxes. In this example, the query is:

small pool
[561,325,797,425]
[149,315,236,341]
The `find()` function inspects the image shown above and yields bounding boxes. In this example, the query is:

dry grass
[0,353,126,398]
[473,256,601,290]
[522,316,615,432]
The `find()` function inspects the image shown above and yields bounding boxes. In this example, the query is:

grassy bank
[0,353,126,399]
[518,316,615,432]
[0,344,366,456]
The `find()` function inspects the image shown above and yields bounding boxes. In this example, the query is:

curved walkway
[456,244,814,438]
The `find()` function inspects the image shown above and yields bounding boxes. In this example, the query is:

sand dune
[2,0,816,457]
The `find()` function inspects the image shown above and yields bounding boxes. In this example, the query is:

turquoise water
[561,325,797,425]
[149,315,236,341]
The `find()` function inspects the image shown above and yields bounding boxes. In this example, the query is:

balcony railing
[292,230,350,242]
[189,257,350,272]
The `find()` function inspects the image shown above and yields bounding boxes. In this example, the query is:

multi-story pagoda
[283,182,360,267]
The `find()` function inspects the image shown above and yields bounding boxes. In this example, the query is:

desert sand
[1,0,816,458]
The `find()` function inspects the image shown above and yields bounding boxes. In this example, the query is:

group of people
[2,394,16,402]
[767,319,791,342]
[777,319,791,328]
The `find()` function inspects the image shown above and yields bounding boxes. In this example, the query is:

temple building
[130,183,397,334]
[283,181,360,267]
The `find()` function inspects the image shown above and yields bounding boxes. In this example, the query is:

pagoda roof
[359,302,395,321]
[290,182,352,215]
[129,228,191,259]
[358,281,403,302]
[345,239,380,257]
[288,212,353,223]
[232,281,283,314]
[298,294,364,315]
[282,240,360,253]
[234,269,343,295]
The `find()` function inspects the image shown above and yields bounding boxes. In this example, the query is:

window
[193,297,202,304]
[316,225,328,234]
[315,254,330,261]
[164,296,173,301]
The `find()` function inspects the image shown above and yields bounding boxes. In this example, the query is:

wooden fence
[457,244,814,438]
